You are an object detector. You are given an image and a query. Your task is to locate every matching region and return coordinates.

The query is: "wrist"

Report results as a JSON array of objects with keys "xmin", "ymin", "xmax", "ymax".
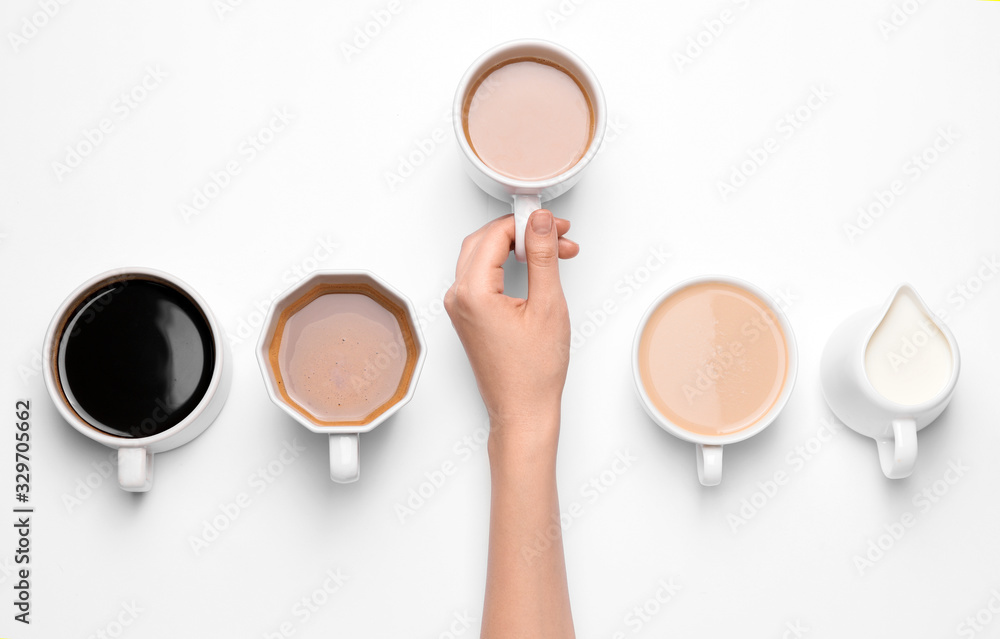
[{"xmin": 487, "ymin": 409, "xmax": 561, "ymax": 470}]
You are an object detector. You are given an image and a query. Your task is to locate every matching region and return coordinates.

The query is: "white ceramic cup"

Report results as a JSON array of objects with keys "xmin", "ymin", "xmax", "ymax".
[
  {"xmin": 453, "ymin": 38, "xmax": 607, "ymax": 263},
  {"xmin": 43, "ymin": 267, "xmax": 232, "ymax": 492},
  {"xmin": 257, "ymin": 270, "xmax": 426, "ymax": 484},
  {"xmin": 820, "ymin": 283, "xmax": 960, "ymax": 479},
  {"xmin": 632, "ymin": 276, "xmax": 799, "ymax": 486}
]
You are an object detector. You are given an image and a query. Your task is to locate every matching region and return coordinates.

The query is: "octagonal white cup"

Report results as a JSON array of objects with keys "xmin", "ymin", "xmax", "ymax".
[{"xmin": 257, "ymin": 270, "xmax": 426, "ymax": 484}]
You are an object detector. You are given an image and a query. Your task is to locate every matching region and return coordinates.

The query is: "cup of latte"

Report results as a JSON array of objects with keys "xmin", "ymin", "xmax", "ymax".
[
  {"xmin": 257, "ymin": 271, "xmax": 426, "ymax": 483},
  {"xmin": 453, "ymin": 39, "xmax": 607, "ymax": 263},
  {"xmin": 632, "ymin": 277, "xmax": 799, "ymax": 486}
]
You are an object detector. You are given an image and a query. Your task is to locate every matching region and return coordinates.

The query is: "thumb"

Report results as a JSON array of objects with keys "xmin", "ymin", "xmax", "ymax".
[{"xmin": 524, "ymin": 209, "xmax": 563, "ymax": 305}]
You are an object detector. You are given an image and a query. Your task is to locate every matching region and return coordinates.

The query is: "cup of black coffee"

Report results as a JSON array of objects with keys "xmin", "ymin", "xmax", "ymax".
[{"xmin": 43, "ymin": 268, "xmax": 231, "ymax": 492}]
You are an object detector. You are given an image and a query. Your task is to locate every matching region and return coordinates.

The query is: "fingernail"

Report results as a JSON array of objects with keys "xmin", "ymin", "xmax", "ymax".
[{"xmin": 531, "ymin": 210, "xmax": 552, "ymax": 234}]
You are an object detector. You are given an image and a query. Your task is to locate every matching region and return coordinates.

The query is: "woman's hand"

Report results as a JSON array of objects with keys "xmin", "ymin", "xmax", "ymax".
[
  {"xmin": 444, "ymin": 210, "xmax": 579, "ymax": 447},
  {"xmin": 445, "ymin": 209, "xmax": 580, "ymax": 639}
]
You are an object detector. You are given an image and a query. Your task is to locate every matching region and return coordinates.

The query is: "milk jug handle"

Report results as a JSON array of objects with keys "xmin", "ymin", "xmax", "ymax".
[{"xmin": 876, "ymin": 418, "xmax": 917, "ymax": 479}]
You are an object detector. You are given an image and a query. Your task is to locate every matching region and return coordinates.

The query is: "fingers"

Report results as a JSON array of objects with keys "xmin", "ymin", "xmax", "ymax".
[
  {"xmin": 455, "ymin": 215, "xmax": 512, "ymax": 280},
  {"xmin": 523, "ymin": 210, "xmax": 564, "ymax": 306},
  {"xmin": 558, "ymin": 236, "xmax": 580, "ymax": 259},
  {"xmin": 455, "ymin": 214, "xmax": 574, "ymax": 280},
  {"xmin": 469, "ymin": 216, "xmax": 518, "ymax": 284},
  {"xmin": 554, "ymin": 217, "xmax": 571, "ymax": 236}
]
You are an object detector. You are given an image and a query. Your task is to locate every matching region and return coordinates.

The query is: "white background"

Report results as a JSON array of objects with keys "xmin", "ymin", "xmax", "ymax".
[{"xmin": 1, "ymin": 0, "xmax": 999, "ymax": 637}]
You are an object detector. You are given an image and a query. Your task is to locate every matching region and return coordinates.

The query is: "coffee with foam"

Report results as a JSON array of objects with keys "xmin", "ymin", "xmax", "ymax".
[
  {"xmin": 463, "ymin": 58, "xmax": 594, "ymax": 181},
  {"xmin": 267, "ymin": 284, "xmax": 419, "ymax": 427},
  {"xmin": 637, "ymin": 282, "xmax": 789, "ymax": 437}
]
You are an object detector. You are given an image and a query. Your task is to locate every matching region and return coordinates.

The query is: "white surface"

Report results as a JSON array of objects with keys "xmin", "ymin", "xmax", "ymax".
[{"xmin": 1, "ymin": 1, "xmax": 999, "ymax": 637}]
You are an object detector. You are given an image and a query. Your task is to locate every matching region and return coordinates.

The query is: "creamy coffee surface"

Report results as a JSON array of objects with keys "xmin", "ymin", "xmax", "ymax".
[
  {"xmin": 466, "ymin": 59, "xmax": 592, "ymax": 181},
  {"xmin": 278, "ymin": 293, "xmax": 407, "ymax": 422},
  {"xmin": 639, "ymin": 282, "xmax": 788, "ymax": 437}
]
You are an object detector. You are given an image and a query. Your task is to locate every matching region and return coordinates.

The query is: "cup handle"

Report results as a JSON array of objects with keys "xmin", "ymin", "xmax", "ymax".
[
  {"xmin": 329, "ymin": 433, "xmax": 360, "ymax": 483},
  {"xmin": 876, "ymin": 418, "xmax": 917, "ymax": 479},
  {"xmin": 696, "ymin": 444, "xmax": 723, "ymax": 486},
  {"xmin": 118, "ymin": 447, "xmax": 153, "ymax": 492},
  {"xmin": 512, "ymin": 194, "xmax": 542, "ymax": 264}
]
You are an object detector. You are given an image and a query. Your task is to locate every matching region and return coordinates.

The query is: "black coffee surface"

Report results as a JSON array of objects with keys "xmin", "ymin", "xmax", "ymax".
[{"xmin": 60, "ymin": 279, "xmax": 215, "ymax": 438}]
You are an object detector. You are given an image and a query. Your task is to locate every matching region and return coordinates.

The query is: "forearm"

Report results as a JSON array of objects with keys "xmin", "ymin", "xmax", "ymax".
[{"xmin": 481, "ymin": 413, "xmax": 575, "ymax": 639}]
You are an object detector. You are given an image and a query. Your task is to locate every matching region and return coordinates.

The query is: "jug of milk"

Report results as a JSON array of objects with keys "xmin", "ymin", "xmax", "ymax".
[{"xmin": 821, "ymin": 284, "xmax": 960, "ymax": 479}]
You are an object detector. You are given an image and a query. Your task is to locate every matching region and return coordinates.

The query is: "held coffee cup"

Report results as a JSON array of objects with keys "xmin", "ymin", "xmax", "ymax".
[
  {"xmin": 43, "ymin": 268, "xmax": 232, "ymax": 492},
  {"xmin": 257, "ymin": 271, "xmax": 426, "ymax": 483},
  {"xmin": 821, "ymin": 283, "xmax": 960, "ymax": 479},
  {"xmin": 453, "ymin": 38, "xmax": 607, "ymax": 263},
  {"xmin": 632, "ymin": 277, "xmax": 798, "ymax": 486}
]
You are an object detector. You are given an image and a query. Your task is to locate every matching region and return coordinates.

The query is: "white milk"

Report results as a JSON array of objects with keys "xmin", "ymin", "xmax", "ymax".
[{"xmin": 864, "ymin": 288, "xmax": 953, "ymax": 406}]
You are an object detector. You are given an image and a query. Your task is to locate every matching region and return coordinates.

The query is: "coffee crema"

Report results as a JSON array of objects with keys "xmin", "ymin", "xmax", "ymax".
[
  {"xmin": 463, "ymin": 57, "xmax": 594, "ymax": 181},
  {"xmin": 638, "ymin": 282, "xmax": 788, "ymax": 437},
  {"xmin": 58, "ymin": 277, "xmax": 216, "ymax": 439},
  {"xmin": 268, "ymin": 284, "xmax": 418, "ymax": 426}
]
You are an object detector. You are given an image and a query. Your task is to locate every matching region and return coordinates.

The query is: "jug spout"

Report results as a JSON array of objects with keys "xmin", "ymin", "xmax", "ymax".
[{"xmin": 863, "ymin": 283, "xmax": 955, "ymax": 407}]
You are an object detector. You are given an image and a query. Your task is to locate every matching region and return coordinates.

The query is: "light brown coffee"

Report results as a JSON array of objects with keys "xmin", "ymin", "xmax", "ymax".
[
  {"xmin": 268, "ymin": 284, "xmax": 418, "ymax": 426},
  {"xmin": 638, "ymin": 282, "xmax": 789, "ymax": 437},
  {"xmin": 463, "ymin": 57, "xmax": 594, "ymax": 181}
]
